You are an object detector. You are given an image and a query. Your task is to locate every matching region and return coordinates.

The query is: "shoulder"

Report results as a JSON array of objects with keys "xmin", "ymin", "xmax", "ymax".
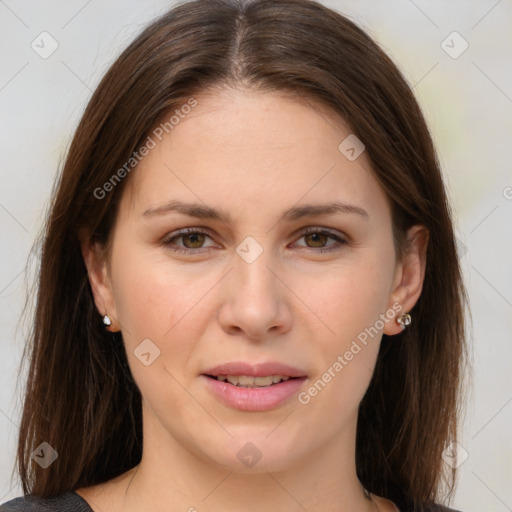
[{"xmin": 0, "ymin": 491, "xmax": 92, "ymax": 512}]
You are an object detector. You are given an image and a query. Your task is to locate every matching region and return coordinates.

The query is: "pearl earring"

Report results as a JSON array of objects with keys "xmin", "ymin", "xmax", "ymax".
[{"xmin": 103, "ymin": 315, "xmax": 112, "ymax": 327}]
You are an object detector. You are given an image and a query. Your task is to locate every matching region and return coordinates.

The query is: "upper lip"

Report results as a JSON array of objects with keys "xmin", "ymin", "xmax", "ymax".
[{"xmin": 202, "ymin": 362, "xmax": 307, "ymax": 378}]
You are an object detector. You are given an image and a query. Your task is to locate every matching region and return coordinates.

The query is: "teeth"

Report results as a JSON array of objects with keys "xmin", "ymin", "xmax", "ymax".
[{"xmin": 215, "ymin": 375, "xmax": 291, "ymax": 387}]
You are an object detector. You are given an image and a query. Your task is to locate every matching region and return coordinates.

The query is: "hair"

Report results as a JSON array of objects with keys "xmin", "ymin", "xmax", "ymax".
[{"xmin": 13, "ymin": 0, "xmax": 468, "ymax": 509}]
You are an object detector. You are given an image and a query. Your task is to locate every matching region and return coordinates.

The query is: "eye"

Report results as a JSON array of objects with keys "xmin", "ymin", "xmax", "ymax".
[
  {"xmin": 293, "ymin": 227, "xmax": 348, "ymax": 252},
  {"xmin": 162, "ymin": 227, "xmax": 348, "ymax": 254},
  {"xmin": 162, "ymin": 228, "xmax": 217, "ymax": 253}
]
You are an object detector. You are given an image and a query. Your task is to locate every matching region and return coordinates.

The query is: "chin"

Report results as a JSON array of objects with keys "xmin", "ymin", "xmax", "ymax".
[{"xmin": 201, "ymin": 434, "xmax": 303, "ymax": 474}]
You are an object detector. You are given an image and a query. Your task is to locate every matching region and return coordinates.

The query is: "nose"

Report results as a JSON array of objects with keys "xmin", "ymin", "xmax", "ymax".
[{"xmin": 217, "ymin": 248, "xmax": 293, "ymax": 341}]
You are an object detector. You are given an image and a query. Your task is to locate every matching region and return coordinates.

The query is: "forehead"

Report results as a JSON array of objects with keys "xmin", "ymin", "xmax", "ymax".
[{"xmin": 120, "ymin": 88, "xmax": 390, "ymax": 223}]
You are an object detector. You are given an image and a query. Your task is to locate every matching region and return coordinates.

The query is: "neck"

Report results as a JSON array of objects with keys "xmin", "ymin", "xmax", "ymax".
[{"xmin": 116, "ymin": 405, "xmax": 377, "ymax": 512}]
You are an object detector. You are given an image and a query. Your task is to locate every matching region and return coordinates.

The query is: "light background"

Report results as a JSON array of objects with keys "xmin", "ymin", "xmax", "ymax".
[{"xmin": 0, "ymin": 1, "xmax": 511, "ymax": 510}]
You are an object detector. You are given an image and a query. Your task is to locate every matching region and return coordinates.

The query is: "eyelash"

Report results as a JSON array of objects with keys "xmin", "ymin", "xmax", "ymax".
[{"xmin": 162, "ymin": 227, "xmax": 348, "ymax": 254}]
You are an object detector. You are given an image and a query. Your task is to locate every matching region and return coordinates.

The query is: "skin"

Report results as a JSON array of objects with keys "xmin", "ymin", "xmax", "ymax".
[{"xmin": 78, "ymin": 88, "xmax": 428, "ymax": 512}]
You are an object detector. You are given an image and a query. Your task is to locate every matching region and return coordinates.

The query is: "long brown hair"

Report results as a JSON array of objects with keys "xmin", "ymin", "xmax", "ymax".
[{"xmin": 14, "ymin": 0, "xmax": 468, "ymax": 509}]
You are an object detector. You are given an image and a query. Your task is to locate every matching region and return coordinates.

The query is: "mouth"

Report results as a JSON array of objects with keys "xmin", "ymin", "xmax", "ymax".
[
  {"xmin": 200, "ymin": 362, "xmax": 308, "ymax": 411},
  {"xmin": 204, "ymin": 374, "xmax": 299, "ymax": 388},
  {"xmin": 203, "ymin": 361, "xmax": 307, "ymax": 379}
]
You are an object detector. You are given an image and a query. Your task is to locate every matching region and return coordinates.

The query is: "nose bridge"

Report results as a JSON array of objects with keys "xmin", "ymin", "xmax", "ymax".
[
  {"xmin": 232, "ymin": 239, "xmax": 279, "ymax": 304},
  {"xmin": 218, "ymin": 237, "xmax": 291, "ymax": 338}
]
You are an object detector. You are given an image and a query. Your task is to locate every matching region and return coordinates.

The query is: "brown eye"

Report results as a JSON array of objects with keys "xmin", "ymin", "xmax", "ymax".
[
  {"xmin": 294, "ymin": 228, "xmax": 348, "ymax": 253},
  {"xmin": 304, "ymin": 232, "xmax": 329, "ymax": 248},
  {"xmin": 182, "ymin": 232, "xmax": 206, "ymax": 248},
  {"xmin": 163, "ymin": 229, "xmax": 216, "ymax": 253}
]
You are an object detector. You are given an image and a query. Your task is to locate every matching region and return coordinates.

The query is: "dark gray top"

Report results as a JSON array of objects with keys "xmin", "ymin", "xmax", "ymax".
[
  {"xmin": 0, "ymin": 492, "xmax": 92, "ymax": 511},
  {"xmin": 0, "ymin": 491, "xmax": 463, "ymax": 511}
]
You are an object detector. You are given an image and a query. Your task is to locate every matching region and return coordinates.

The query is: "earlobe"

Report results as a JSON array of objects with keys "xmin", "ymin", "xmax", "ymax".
[
  {"xmin": 79, "ymin": 231, "xmax": 119, "ymax": 331},
  {"xmin": 384, "ymin": 225, "xmax": 429, "ymax": 336}
]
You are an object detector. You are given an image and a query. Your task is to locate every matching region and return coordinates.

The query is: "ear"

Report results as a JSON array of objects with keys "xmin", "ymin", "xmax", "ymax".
[
  {"xmin": 78, "ymin": 228, "xmax": 120, "ymax": 332},
  {"xmin": 384, "ymin": 225, "xmax": 429, "ymax": 336}
]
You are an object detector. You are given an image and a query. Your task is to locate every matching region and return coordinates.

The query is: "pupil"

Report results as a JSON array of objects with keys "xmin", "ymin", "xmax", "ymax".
[
  {"xmin": 307, "ymin": 233, "xmax": 326, "ymax": 247},
  {"xmin": 184, "ymin": 233, "xmax": 204, "ymax": 248}
]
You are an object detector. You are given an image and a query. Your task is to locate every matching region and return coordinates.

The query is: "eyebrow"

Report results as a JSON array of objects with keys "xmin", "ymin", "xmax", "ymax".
[{"xmin": 142, "ymin": 199, "xmax": 369, "ymax": 222}]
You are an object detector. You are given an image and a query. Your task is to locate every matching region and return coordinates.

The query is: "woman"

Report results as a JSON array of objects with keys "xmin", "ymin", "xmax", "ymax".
[{"xmin": 2, "ymin": 0, "xmax": 468, "ymax": 510}]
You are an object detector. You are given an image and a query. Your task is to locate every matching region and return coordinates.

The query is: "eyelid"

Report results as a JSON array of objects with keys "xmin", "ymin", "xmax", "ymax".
[
  {"xmin": 296, "ymin": 226, "xmax": 348, "ymax": 241},
  {"xmin": 291, "ymin": 226, "xmax": 348, "ymax": 250},
  {"xmin": 162, "ymin": 226, "xmax": 348, "ymax": 253},
  {"xmin": 161, "ymin": 227, "xmax": 218, "ymax": 249}
]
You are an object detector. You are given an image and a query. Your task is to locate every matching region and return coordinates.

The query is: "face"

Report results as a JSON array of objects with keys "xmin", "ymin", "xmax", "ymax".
[{"xmin": 84, "ymin": 88, "xmax": 426, "ymax": 475}]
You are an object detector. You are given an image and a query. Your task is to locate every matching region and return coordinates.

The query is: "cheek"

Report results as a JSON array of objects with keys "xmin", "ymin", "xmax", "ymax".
[
  {"xmin": 109, "ymin": 253, "xmax": 212, "ymax": 405},
  {"xmin": 109, "ymin": 247, "xmax": 224, "ymax": 374},
  {"xmin": 111, "ymin": 259, "xmax": 171, "ymax": 340},
  {"xmin": 297, "ymin": 275, "xmax": 385, "ymax": 421},
  {"xmin": 293, "ymin": 253, "xmax": 394, "ymax": 403},
  {"xmin": 111, "ymin": 247, "xmax": 198, "ymax": 334},
  {"xmin": 296, "ymin": 257, "xmax": 394, "ymax": 344}
]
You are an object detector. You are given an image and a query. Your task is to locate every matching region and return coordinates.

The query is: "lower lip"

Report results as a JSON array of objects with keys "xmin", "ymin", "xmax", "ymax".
[{"xmin": 201, "ymin": 375, "xmax": 307, "ymax": 411}]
